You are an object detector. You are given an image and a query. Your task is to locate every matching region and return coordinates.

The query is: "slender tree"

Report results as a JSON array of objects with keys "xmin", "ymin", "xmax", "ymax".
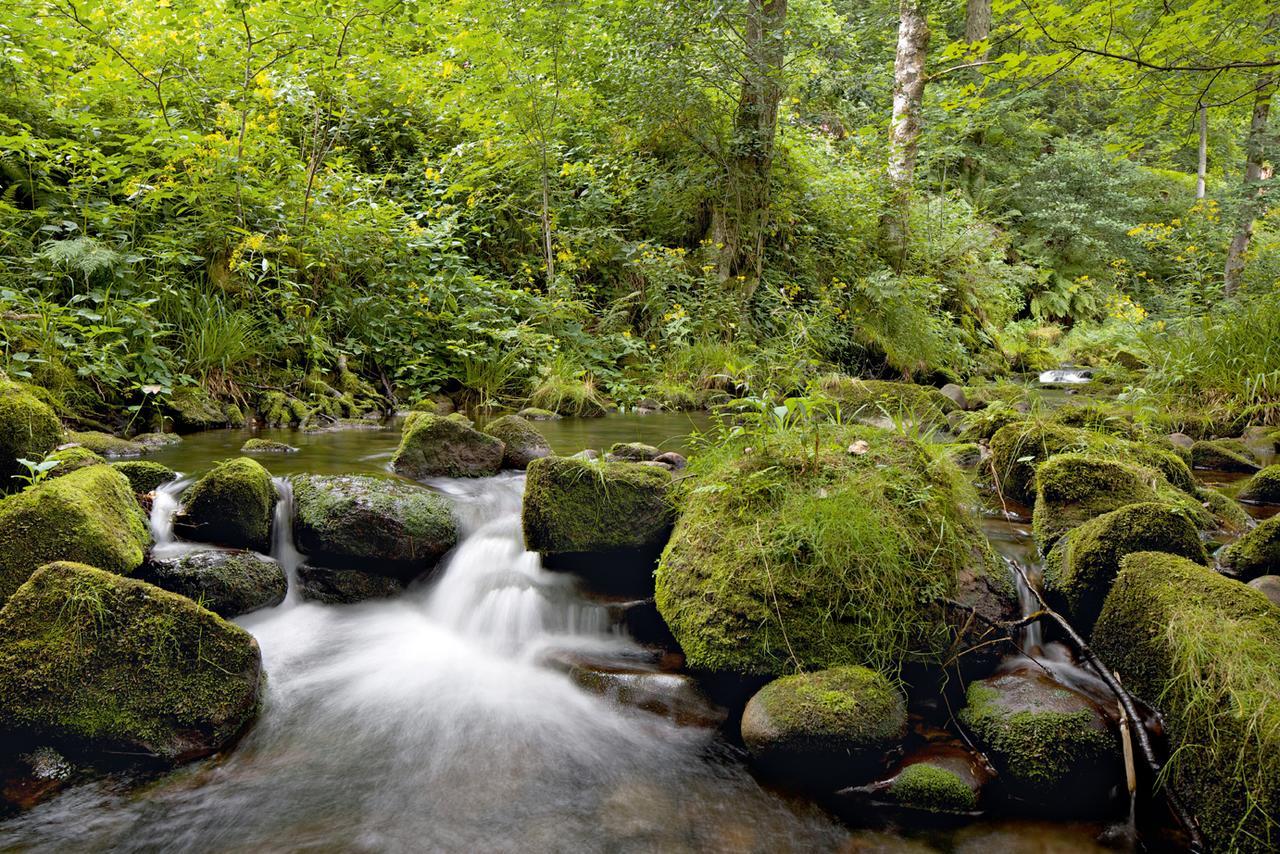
[
  {"xmin": 1223, "ymin": 72, "xmax": 1276, "ymax": 294},
  {"xmin": 883, "ymin": 0, "xmax": 929, "ymax": 261},
  {"xmin": 1196, "ymin": 103, "xmax": 1208, "ymax": 199}
]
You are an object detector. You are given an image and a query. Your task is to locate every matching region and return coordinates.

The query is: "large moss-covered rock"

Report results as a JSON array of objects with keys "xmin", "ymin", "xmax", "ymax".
[
  {"xmin": 391, "ymin": 413, "xmax": 504, "ymax": 478},
  {"xmin": 483, "ymin": 415, "xmax": 551, "ymax": 469},
  {"xmin": 1031, "ymin": 454, "xmax": 1208, "ymax": 549},
  {"xmin": 66, "ymin": 430, "xmax": 144, "ymax": 458},
  {"xmin": 1043, "ymin": 502, "xmax": 1207, "ymax": 631},
  {"xmin": 111, "ymin": 461, "xmax": 177, "ymax": 494},
  {"xmin": 1238, "ymin": 465, "xmax": 1280, "ymax": 504},
  {"xmin": 0, "ymin": 465, "xmax": 149, "ymax": 605},
  {"xmin": 655, "ymin": 426, "xmax": 1000, "ymax": 677},
  {"xmin": 0, "ymin": 379, "xmax": 62, "ymax": 486},
  {"xmin": 167, "ymin": 387, "xmax": 244, "ymax": 432},
  {"xmin": 1191, "ymin": 438, "xmax": 1261, "ymax": 473},
  {"xmin": 1219, "ymin": 515, "xmax": 1280, "ymax": 581},
  {"xmin": 1092, "ymin": 552, "xmax": 1280, "ymax": 852},
  {"xmin": 46, "ymin": 445, "xmax": 107, "ymax": 478},
  {"xmin": 290, "ymin": 474, "xmax": 457, "ymax": 575},
  {"xmin": 989, "ymin": 421, "xmax": 1196, "ymax": 506},
  {"xmin": 240, "ymin": 438, "xmax": 297, "ymax": 454},
  {"xmin": 523, "ymin": 456, "xmax": 674, "ymax": 557},
  {"xmin": 740, "ymin": 666, "xmax": 907, "ymax": 788},
  {"xmin": 139, "ymin": 550, "xmax": 286, "ymax": 618},
  {"xmin": 174, "ymin": 458, "xmax": 276, "ymax": 551},
  {"xmin": 817, "ymin": 376, "xmax": 957, "ymax": 426},
  {"xmin": 0, "ymin": 562, "xmax": 262, "ymax": 763},
  {"xmin": 957, "ymin": 668, "xmax": 1117, "ymax": 814}
]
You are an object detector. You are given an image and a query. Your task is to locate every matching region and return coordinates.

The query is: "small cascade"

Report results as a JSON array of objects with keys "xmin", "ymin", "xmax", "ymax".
[
  {"xmin": 269, "ymin": 476, "xmax": 304, "ymax": 604},
  {"xmin": 1006, "ymin": 557, "xmax": 1044, "ymax": 653},
  {"xmin": 148, "ymin": 476, "xmax": 196, "ymax": 561},
  {"xmin": 1038, "ymin": 368, "xmax": 1092, "ymax": 385}
]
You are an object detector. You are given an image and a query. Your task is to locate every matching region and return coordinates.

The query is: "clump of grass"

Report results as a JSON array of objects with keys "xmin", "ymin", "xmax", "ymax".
[
  {"xmin": 173, "ymin": 292, "xmax": 260, "ymax": 385},
  {"xmin": 457, "ymin": 349, "xmax": 528, "ymax": 410},
  {"xmin": 528, "ymin": 355, "xmax": 609, "ymax": 417}
]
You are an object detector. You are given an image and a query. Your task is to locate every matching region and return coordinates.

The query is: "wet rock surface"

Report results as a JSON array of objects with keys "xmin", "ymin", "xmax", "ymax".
[
  {"xmin": 140, "ymin": 549, "xmax": 287, "ymax": 617},
  {"xmin": 296, "ymin": 563, "xmax": 405, "ymax": 604},
  {"xmin": 174, "ymin": 457, "xmax": 276, "ymax": 551},
  {"xmin": 391, "ymin": 413, "xmax": 504, "ymax": 478}
]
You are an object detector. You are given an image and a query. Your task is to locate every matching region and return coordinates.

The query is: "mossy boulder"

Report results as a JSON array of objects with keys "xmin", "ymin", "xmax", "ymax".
[
  {"xmin": 167, "ymin": 387, "xmax": 243, "ymax": 432},
  {"xmin": 139, "ymin": 550, "xmax": 286, "ymax": 618},
  {"xmin": 46, "ymin": 445, "xmax": 107, "ymax": 478},
  {"xmin": 1200, "ymin": 486, "xmax": 1253, "ymax": 535},
  {"xmin": 1092, "ymin": 552, "xmax": 1280, "ymax": 852},
  {"xmin": 133, "ymin": 432, "xmax": 182, "ymax": 451},
  {"xmin": 1031, "ymin": 454, "xmax": 1208, "ymax": 550},
  {"xmin": 957, "ymin": 668, "xmax": 1117, "ymax": 814},
  {"xmin": 173, "ymin": 458, "xmax": 276, "ymax": 551},
  {"xmin": 885, "ymin": 759, "xmax": 980, "ymax": 813},
  {"xmin": 1238, "ymin": 465, "xmax": 1280, "ymax": 504},
  {"xmin": 1191, "ymin": 439, "xmax": 1261, "ymax": 473},
  {"xmin": 111, "ymin": 461, "xmax": 177, "ymax": 494},
  {"xmin": 290, "ymin": 474, "xmax": 457, "ymax": 576},
  {"xmin": 655, "ymin": 426, "xmax": 999, "ymax": 677},
  {"xmin": 66, "ymin": 430, "xmax": 144, "ymax": 458},
  {"xmin": 607, "ymin": 442, "xmax": 661, "ymax": 462},
  {"xmin": 516, "ymin": 407, "xmax": 560, "ymax": 421},
  {"xmin": 1043, "ymin": 502, "xmax": 1208, "ymax": 631},
  {"xmin": 818, "ymin": 376, "xmax": 957, "ymax": 426},
  {"xmin": 296, "ymin": 564, "xmax": 404, "ymax": 604},
  {"xmin": 240, "ymin": 438, "xmax": 298, "ymax": 454},
  {"xmin": 0, "ymin": 562, "xmax": 262, "ymax": 764},
  {"xmin": 740, "ymin": 666, "xmax": 907, "ymax": 788},
  {"xmin": 0, "ymin": 465, "xmax": 150, "ymax": 605},
  {"xmin": 483, "ymin": 415, "xmax": 551, "ymax": 469},
  {"xmin": 391, "ymin": 413, "xmax": 504, "ymax": 479},
  {"xmin": 523, "ymin": 455, "xmax": 674, "ymax": 565},
  {"xmin": 1218, "ymin": 515, "xmax": 1280, "ymax": 581},
  {"xmin": 989, "ymin": 421, "xmax": 1196, "ymax": 506},
  {"xmin": 0, "ymin": 380, "xmax": 62, "ymax": 486},
  {"xmin": 942, "ymin": 442, "xmax": 985, "ymax": 469}
]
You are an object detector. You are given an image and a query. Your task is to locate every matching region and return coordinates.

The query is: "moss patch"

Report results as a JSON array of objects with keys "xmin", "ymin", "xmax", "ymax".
[
  {"xmin": 174, "ymin": 457, "xmax": 276, "ymax": 551},
  {"xmin": 241, "ymin": 438, "xmax": 297, "ymax": 454},
  {"xmin": 391, "ymin": 413, "xmax": 504, "ymax": 478},
  {"xmin": 1219, "ymin": 515, "xmax": 1280, "ymax": 581},
  {"xmin": 1191, "ymin": 439, "xmax": 1261, "ymax": 473},
  {"xmin": 0, "ymin": 562, "xmax": 262, "ymax": 763},
  {"xmin": 889, "ymin": 762, "xmax": 978, "ymax": 812},
  {"xmin": 655, "ymin": 425, "xmax": 997, "ymax": 676},
  {"xmin": 167, "ymin": 387, "xmax": 242, "ymax": 431},
  {"xmin": 483, "ymin": 415, "xmax": 551, "ymax": 469},
  {"xmin": 66, "ymin": 431, "xmax": 144, "ymax": 458},
  {"xmin": 1043, "ymin": 502, "xmax": 1207, "ymax": 631},
  {"xmin": 1092, "ymin": 552, "xmax": 1280, "ymax": 853},
  {"xmin": 0, "ymin": 465, "xmax": 149, "ymax": 605},
  {"xmin": 46, "ymin": 445, "xmax": 107, "ymax": 478},
  {"xmin": 522, "ymin": 456, "xmax": 674, "ymax": 555},
  {"xmin": 140, "ymin": 550, "xmax": 286, "ymax": 618},
  {"xmin": 0, "ymin": 379, "xmax": 62, "ymax": 487},
  {"xmin": 111, "ymin": 461, "xmax": 177, "ymax": 494},
  {"xmin": 1238, "ymin": 465, "xmax": 1280, "ymax": 505}
]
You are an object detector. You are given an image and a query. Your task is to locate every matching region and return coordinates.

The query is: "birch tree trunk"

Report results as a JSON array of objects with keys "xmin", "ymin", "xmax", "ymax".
[
  {"xmin": 964, "ymin": 0, "xmax": 991, "ymax": 45},
  {"xmin": 711, "ymin": 0, "xmax": 787, "ymax": 311},
  {"xmin": 962, "ymin": 0, "xmax": 991, "ymax": 196},
  {"xmin": 882, "ymin": 0, "xmax": 930, "ymax": 261},
  {"xmin": 1196, "ymin": 104, "xmax": 1208, "ymax": 199},
  {"xmin": 1223, "ymin": 73, "xmax": 1275, "ymax": 296}
]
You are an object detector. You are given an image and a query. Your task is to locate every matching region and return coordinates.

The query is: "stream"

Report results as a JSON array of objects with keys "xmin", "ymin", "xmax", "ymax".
[{"xmin": 0, "ymin": 410, "xmax": 1223, "ymax": 852}]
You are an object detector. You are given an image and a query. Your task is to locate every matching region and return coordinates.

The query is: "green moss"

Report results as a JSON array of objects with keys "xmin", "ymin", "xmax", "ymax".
[
  {"xmin": 174, "ymin": 457, "xmax": 276, "ymax": 551},
  {"xmin": 141, "ymin": 550, "xmax": 286, "ymax": 618},
  {"xmin": 522, "ymin": 456, "xmax": 674, "ymax": 554},
  {"xmin": 46, "ymin": 445, "xmax": 107, "ymax": 477},
  {"xmin": 483, "ymin": 415, "xmax": 551, "ymax": 469},
  {"xmin": 132, "ymin": 432, "xmax": 182, "ymax": 450},
  {"xmin": 655, "ymin": 425, "xmax": 997, "ymax": 676},
  {"xmin": 942, "ymin": 442, "xmax": 984, "ymax": 469},
  {"xmin": 1092, "ymin": 552, "xmax": 1280, "ymax": 853},
  {"xmin": 0, "ymin": 561, "xmax": 262, "ymax": 763},
  {"xmin": 1238, "ymin": 465, "xmax": 1280, "ymax": 504},
  {"xmin": 111, "ymin": 461, "xmax": 177, "ymax": 494},
  {"xmin": 816, "ymin": 376, "xmax": 957, "ymax": 425},
  {"xmin": 1200, "ymin": 487, "xmax": 1253, "ymax": 535},
  {"xmin": 391, "ymin": 413, "xmax": 504, "ymax": 478},
  {"xmin": 66, "ymin": 430, "xmax": 144, "ymax": 458},
  {"xmin": 955, "ymin": 402, "xmax": 1024, "ymax": 442},
  {"xmin": 260, "ymin": 391, "xmax": 310, "ymax": 428},
  {"xmin": 0, "ymin": 379, "xmax": 63, "ymax": 486},
  {"xmin": 289, "ymin": 474, "xmax": 457, "ymax": 570},
  {"xmin": 240, "ymin": 438, "xmax": 297, "ymax": 454},
  {"xmin": 1043, "ymin": 502, "xmax": 1207, "ymax": 631},
  {"xmin": 0, "ymin": 465, "xmax": 150, "ymax": 605},
  {"xmin": 1048, "ymin": 401, "xmax": 1146, "ymax": 440},
  {"xmin": 957, "ymin": 675, "xmax": 1115, "ymax": 801},
  {"xmin": 167, "ymin": 387, "xmax": 238, "ymax": 432},
  {"xmin": 608, "ymin": 442, "xmax": 661, "ymax": 461},
  {"xmin": 516, "ymin": 407, "xmax": 560, "ymax": 421},
  {"xmin": 889, "ymin": 763, "xmax": 978, "ymax": 812},
  {"xmin": 1219, "ymin": 515, "xmax": 1280, "ymax": 581},
  {"xmin": 1191, "ymin": 439, "xmax": 1261, "ymax": 473}
]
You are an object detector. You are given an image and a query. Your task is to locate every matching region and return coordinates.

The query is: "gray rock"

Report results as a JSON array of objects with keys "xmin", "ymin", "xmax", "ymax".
[
  {"xmin": 296, "ymin": 564, "xmax": 405, "ymax": 604},
  {"xmin": 1248, "ymin": 575, "xmax": 1280, "ymax": 606},
  {"xmin": 141, "ymin": 549, "xmax": 286, "ymax": 617},
  {"xmin": 940, "ymin": 383, "xmax": 969, "ymax": 411}
]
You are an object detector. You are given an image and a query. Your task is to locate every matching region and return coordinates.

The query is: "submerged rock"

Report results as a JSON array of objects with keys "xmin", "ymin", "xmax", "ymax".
[
  {"xmin": 569, "ymin": 667, "xmax": 725, "ymax": 728},
  {"xmin": 0, "ymin": 379, "xmax": 62, "ymax": 486},
  {"xmin": 391, "ymin": 413, "xmax": 504, "ymax": 479},
  {"xmin": 1218, "ymin": 515, "xmax": 1280, "ymax": 581},
  {"xmin": 1238, "ymin": 465, "xmax": 1280, "ymax": 504},
  {"xmin": 296, "ymin": 564, "xmax": 404, "ymax": 604},
  {"xmin": 1093, "ymin": 551, "xmax": 1280, "ymax": 852},
  {"xmin": 957, "ymin": 666, "xmax": 1118, "ymax": 815},
  {"xmin": 140, "ymin": 549, "xmax": 286, "ymax": 617},
  {"xmin": 65, "ymin": 430, "xmax": 144, "ymax": 458},
  {"xmin": 740, "ymin": 666, "xmax": 907, "ymax": 789},
  {"xmin": 1043, "ymin": 502, "xmax": 1208, "ymax": 631},
  {"xmin": 483, "ymin": 415, "xmax": 551, "ymax": 469},
  {"xmin": 290, "ymin": 474, "xmax": 457, "ymax": 576},
  {"xmin": 0, "ymin": 464, "xmax": 149, "ymax": 605},
  {"xmin": 111, "ymin": 461, "xmax": 178, "ymax": 494},
  {"xmin": 1190, "ymin": 439, "xmax": 1261, "ymax": 473},
  {"xmin": 840, "ymin": 741, "xmax": 990, "ymax": 817},
  {"xmin": 132, "ymin": 432, "xmax": 182, "ymax": 450},
  {"xmin": 240, "ymin": 438, "xmax": 298, "ymax": 454},
  {"xmin": 655, "ymin": 426, "xmax": 1003, "ymax": 676},
  {"xmin": 516, "ymin": 407, "xmax": 560, "ymax": 421},
  {"xmin": 174, "ymin": 457, "xmax": 276, "ymax": 551},
  {"xmin": 0, "ymin": 562, "xmax": 262, "ymax": 764}
]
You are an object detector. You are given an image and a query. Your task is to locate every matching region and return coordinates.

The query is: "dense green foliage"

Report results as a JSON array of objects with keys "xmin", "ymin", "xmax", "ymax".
[{"xmin": 0, "ymin": 0, "xmax": 1273, "ymax": 423}]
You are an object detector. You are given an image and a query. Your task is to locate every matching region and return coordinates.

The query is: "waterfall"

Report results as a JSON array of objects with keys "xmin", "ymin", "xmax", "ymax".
[
  {"xmin": 148, "ymin": 476, "xmax": 195, "ymax": 561},
  {"xmin": 269, "ymin": 476, "xmax": 304, "ymax": 604}
]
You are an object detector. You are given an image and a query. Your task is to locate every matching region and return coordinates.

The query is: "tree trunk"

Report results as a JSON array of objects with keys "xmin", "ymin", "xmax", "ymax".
[
  {"xmin": 1195, "ymin": 104, "xmax": 1208, "ymax": 199},
  {"xmin": 962, "ymin": 0, "xmax": 991, "ymax": 196},
  {"xmin": 1223, "ymin": 73, "xmax": 1275, "ymax": 296},
  {"xmin": 964, "ymin": 0, "xmax": 991, "ymax": 45},
  {"xmin": 711, "ymin": 0, "xmax": 787, "ymax": 310},
  {"xmin": 882, "ymin": 0, "xmax": 930, "ymax": 261}
]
